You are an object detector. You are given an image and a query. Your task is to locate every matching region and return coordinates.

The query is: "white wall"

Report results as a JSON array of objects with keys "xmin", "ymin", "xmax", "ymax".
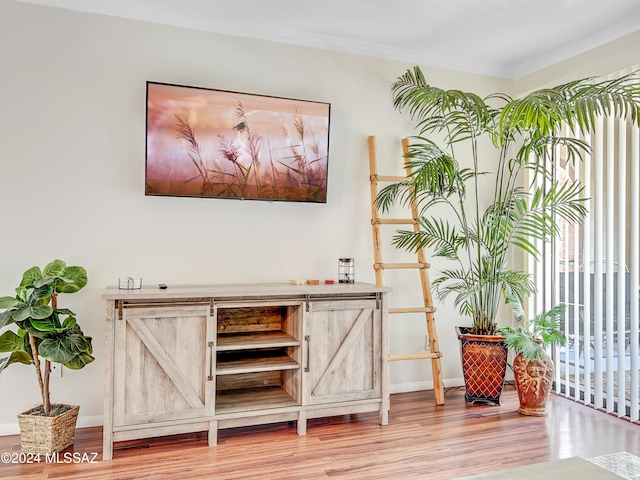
[{"xmin": 0, "ymin": 0, "xmax": 635, "ymax": 435}]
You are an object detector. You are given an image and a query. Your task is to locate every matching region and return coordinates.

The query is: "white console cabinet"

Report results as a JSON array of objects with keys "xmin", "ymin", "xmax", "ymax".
[{"xmin": 102, "ymin": 283, "xmax": 390, "ymax": 460}]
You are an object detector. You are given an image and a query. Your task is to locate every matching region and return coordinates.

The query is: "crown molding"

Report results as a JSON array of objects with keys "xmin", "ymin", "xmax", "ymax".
[
  {"xmin": 514, "ymin": 17, "xmax": 640, "ymax": 78},
  {"xmin": 13, "ymin": 0, "xmax": 640, "ymax": 80}
]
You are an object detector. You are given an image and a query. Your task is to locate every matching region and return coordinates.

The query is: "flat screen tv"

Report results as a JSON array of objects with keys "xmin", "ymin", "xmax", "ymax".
[{"xmin": 145, "ymin": 82, "xmax": 331, "ymax": 203}]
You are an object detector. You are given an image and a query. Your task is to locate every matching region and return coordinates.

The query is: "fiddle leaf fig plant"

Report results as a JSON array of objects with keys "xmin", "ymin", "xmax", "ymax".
[{"xmin": 0, "ymin": 260, "xmax": 93, "ymax": 415}]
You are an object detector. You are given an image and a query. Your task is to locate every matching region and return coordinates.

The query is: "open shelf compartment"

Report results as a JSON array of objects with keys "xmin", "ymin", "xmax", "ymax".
[{"xmin": 214, "ymin": 302, "xmax": 303, "ymax": 413}]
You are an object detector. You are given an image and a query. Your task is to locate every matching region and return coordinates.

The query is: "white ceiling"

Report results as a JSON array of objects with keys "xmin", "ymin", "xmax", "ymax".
[{"xmin": 15, "ymin": 0, "xmax": 640, "ymax": 78}]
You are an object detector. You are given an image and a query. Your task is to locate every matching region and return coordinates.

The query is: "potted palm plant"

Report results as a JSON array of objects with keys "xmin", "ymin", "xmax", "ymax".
[
  {"xmin": 0, "ymin": 259, "xmax": 94, "ymax": 453},
  {"xmin": 375, "ymin": 66, "xmax": 640, "ymax": 404},
  {"xmin": 500, "ymin": 305, "xmax": 565, "ymax": 416}
]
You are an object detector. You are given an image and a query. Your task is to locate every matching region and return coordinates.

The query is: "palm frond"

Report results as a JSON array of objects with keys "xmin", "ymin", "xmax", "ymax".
[
  {"xmin": 391, "ymin": 67, "xmax": 495, "ymax": 142},
  {"xmin": 391, "ymin": 217, "xmax": 461, "ymax": 259},
  {"xmin": 377, "ymin": 65, "xmax": 639, "ymax": 335},
  {"xmin": 500, "ymin": 304, "xmax": 566, "ymax": 359},
  {"xmin": 500, "ymin": 72, "xmax": 640, "ymax": 140}
]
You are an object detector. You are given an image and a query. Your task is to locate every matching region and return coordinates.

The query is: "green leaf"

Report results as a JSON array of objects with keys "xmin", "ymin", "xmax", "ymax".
[
  {"xmin": 18, "ymin": 320, "xmax": 49, "ymax": 339},
  {"xmin": 55, "ymin": 266, "xmax": 88, "ymax": 293},
  {"xmin": 33, "ymin": 285, "xmax": 55, "ymax": 303},
  {"xmin": 0, "ymin": 351, "xmax": 32, "ymax": 373},
  {"xmin": 61, "ymin": 315, "xmax": 77, "ymax": 330},
  {"xmin": 7, "ymin": 351, "xmax": 32, "ymax": 366},
  {"xmin": 66, "ymin": 332, "xmax": 92, "ymax": 354},
  {"xmin": 64, "ymin": 352, "xmax": 95, "ymax": 370},
  {"xmin": 19, "ymin": 266, "xmax": 43, "ymax": 288},
  {"xmin": 13, "ymin": 305, "xmax": 53, "ymax": 322},
  {"xmin": 42, "ymin": 259, "xmax": 67, "ymax": 278},
  {"xmin": 28, "ymin": 317, "xmax": 60, "ymax": 333},
  {"xmin": 38, "ymin": 338, "xmax": 75, "ymax": 364},
  {"xmin": 0, "ymin": 310, "xmax": 17, "ymax": 329},
  {"xmin": 26, "ymin": 285, "xmax": 54, "ymax": 305},
  {"xmin": 0, "ymin": 331, "xmax": 26, "ymax": 353},
  {"xmin": 0, "ymin": 296, "xmax": 20, "ymax": 309}
]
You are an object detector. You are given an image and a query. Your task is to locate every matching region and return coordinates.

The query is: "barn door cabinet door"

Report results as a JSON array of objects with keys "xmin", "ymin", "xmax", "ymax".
[
  {"xmin": 303, "ymin": 297, "xmax": 381, "ymax": 405},
  {"xmin": 112, "ymin": 303, "xmax": 216, "ymax": 427}
]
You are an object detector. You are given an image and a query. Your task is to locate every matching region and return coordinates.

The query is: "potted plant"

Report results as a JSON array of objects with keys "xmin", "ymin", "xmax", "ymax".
[
  {"xmin": 500, "ymin": 305, "xmax": 566, "ymax": 416},
  {"xmin": 375, "ymin": 66, "xmax": 640, "ymax": 404},
  {"xmin": 0, "ymin": 259, "xmax": 94, "ymax": 454}
]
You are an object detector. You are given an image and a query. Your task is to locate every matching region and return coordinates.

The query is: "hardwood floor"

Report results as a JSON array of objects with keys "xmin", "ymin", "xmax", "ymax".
[{"xmin": 0, "ymin": 385, "xmax": 638, "ymax": 479}]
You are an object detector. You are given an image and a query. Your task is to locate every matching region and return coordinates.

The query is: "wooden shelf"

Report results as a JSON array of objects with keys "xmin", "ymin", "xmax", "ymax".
[
  {"xmin": 217, "ymin": 331, "xmax": 300, "ymax": 351},
  {"xmin": 216, "ymin": 356, "xmax": 300, "ymax": 375},
  {"xmin": 215, "ymin": 386, "xmax": 298, "ymax": 414}
]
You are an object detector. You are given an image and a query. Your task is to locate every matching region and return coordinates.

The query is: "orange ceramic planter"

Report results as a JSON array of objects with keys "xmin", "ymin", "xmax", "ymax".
[{"xmin": 513, "ymin": 352, "xmax": 554, "ymax": 416}]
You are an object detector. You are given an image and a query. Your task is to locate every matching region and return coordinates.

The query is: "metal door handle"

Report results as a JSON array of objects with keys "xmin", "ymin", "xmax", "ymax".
[{"xmin": 207, "ymin": 341, "xmax": 214, "ymax": 381}]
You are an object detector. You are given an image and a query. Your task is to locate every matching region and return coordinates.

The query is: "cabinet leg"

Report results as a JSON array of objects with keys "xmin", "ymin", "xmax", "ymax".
[
  {"xmin": 102, "ymin": 427, "xmax": 113, "ymax": 461},
  {"xmin": 379, "ymin": 407, "xmax": 389, "ymax": 426},
  {"xmin": 102, "ymin": 440, "xmax": 113, "ymax": 461},
  {"xmin": 208, "ymin": 420, "xmax": 218, "ymax": 446},
  {"xmin": 380, "ymin": 393, "xmax": 390, "ymax": 426},
  {"xmin": 297, "ymin": 411, "xmax": 307, "ymax": 436}
]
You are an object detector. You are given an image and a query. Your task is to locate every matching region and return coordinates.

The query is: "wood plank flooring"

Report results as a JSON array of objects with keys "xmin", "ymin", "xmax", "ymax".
[{"xmin": 0, "ymin": 385, "xmax": 638, "ymax": 479}]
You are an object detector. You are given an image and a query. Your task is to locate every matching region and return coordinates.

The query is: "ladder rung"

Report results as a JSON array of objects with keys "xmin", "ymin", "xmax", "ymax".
[
  {"xmin": 389, "ymin": 306, "xmax": 436, "ymax": 314},
  {"xmin": 371, "ymin": 218, "xmax": 417, "ymax": 225},
  {"xmin": 389, "ymin": 352, "xmax": 442, "ymax": 361},
  {"xmin": 374, "ymin": 262, "xmax": 430, "ymax": 270},
  {"xmin": 370, "ymin": 174, "xmax": 409, "ymax": 183}
]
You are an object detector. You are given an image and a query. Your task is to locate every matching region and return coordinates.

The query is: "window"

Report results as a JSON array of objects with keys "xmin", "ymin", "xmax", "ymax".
[{"xmin": 535, "ymin": 65, "xmax": 640, "ymax": 420}]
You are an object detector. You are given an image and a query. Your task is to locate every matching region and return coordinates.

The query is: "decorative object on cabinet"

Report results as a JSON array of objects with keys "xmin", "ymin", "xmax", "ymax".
[
  {"xmin": 102, "ymin": 282, "xmax": 390, "ymax": 460},
  {"xmin": 338, "ymin": 258, "xmax": 355, "ymax": 283},
  {"xmin": 0, "ymin": 260, "xmax": 93, "ymax": 454},
  {"xmin": 146, "ymin": 82, "xmax": 331, "ymax": 203},
  {"xmin": 118, "ymin": 277, "xmax": 142, "ymax": 290}
]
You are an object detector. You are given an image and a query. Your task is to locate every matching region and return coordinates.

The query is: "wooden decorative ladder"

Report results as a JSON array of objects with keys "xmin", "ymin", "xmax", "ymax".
[{"xmin": 368, "ymin": 136, "xmax": 445, "ymax": 406}]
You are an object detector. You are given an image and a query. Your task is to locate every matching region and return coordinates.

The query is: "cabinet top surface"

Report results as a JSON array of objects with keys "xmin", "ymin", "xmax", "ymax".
[{"xmin": 102, "ymin": 282, "xmax": 391, "ymax": 300}]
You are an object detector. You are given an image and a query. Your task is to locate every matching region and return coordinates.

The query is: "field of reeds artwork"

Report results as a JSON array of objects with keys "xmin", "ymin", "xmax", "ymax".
[{"xmin": 145, "ymin": 82, "xmax": 331, "ymax": 203}]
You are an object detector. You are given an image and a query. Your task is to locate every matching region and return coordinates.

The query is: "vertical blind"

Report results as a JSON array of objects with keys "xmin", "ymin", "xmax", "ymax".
[{"xmin": 537, "ymin": 65, "xmax": 640, "ymax": 421}]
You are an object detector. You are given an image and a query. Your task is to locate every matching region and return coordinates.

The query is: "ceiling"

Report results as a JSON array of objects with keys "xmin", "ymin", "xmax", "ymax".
[{"xmin": 15, "ymin": 0, "xmax": 640, "ymax": 78}]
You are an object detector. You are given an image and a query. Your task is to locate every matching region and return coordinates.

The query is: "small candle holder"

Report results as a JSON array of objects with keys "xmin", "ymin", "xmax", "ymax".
[{"xmin": 338, "ymin": 258, "xmax": 355, "ymax": 284}]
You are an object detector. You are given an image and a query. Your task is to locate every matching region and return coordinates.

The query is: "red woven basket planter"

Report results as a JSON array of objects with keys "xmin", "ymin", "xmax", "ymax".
[{"xmin": 456, "ymin": 327, "xmax": 508, "ymax": 406}]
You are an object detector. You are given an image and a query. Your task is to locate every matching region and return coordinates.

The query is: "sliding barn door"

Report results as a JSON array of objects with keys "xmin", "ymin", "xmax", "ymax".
[
  {"xmin": 113, "ymin": 303, "xmax": 215, "ymax": 426},
  {"xmin": 304, "ymin": 298, "xmax": 381, "ymax": 405}
]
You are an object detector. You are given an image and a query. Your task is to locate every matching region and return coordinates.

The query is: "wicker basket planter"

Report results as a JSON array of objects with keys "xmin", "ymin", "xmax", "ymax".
[
  {"xmin": 18, "ymin": 404, "xmax": 79, "ymax": 454},
  {"xmin": 456, "ymin": 327, "xmax": 508, "ymax": 406}
]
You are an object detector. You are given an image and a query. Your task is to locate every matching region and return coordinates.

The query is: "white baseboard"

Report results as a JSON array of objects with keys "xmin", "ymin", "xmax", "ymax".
[{"xmin": 390, "ymin": 377, "xmax": 465, "ymax": 394}]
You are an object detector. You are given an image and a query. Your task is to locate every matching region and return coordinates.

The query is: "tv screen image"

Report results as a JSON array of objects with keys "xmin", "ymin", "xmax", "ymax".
[{"xmin": 146, "ymin": 82, "xmax": 331, "ymax": 203}]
